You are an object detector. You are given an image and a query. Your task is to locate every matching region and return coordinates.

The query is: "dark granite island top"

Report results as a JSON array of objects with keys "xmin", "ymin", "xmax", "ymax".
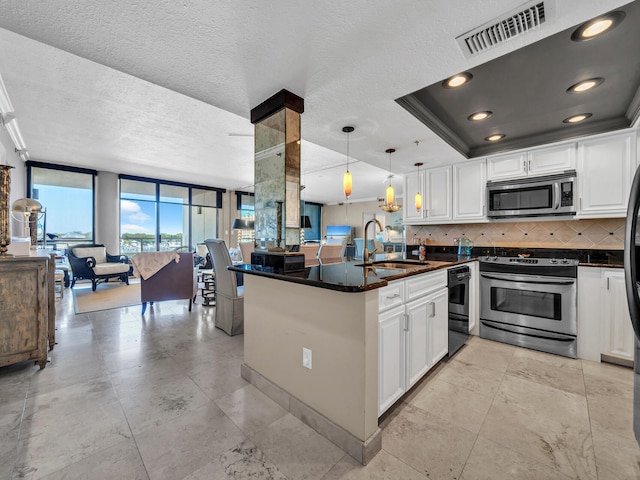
[{"xmin": 229, "ymin": 254, "xmax": 476, "ymax": 292}]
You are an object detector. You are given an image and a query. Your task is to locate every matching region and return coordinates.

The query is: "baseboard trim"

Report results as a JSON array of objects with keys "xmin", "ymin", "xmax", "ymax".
[
  {"xmin": 600, "ymin": 353, "xmax": 634, "ymax": 369},
  {"xmin": 241, "ymin": 363, "xmax": 381, "ymax": 465}
]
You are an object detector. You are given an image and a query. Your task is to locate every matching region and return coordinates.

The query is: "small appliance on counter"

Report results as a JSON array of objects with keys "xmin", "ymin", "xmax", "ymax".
[
  {"xmin": 456, "ymin": 237, "xmax": 473, "ymax": 257},
  {"xmin": 250, "ymin": 251, "xmax": 306, "ymax": 272}
]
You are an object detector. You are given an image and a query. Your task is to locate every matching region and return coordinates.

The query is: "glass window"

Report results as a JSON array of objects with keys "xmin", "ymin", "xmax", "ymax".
[
  {"xmin": 193, "ymin": 188, "xmax": 218, "ymax": 207},
  {"xmin": 160, "ymin": 184, "xmax": 189, "ymax": 204},
  {"xmin": 29, "ymin": 165, "xmax": 95, "ymax": 248},
  {"xmin": 120, "ymin": 176, "xmax": 222, "ymax": 253}
]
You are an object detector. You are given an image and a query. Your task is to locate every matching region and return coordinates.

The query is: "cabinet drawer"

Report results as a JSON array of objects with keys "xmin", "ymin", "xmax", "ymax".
[
  {"xmin": 378, "ymin": 281, "xmax": 405, "ymax": 312},
  {"xmin": 405, "ymin": 270, "xmax": 447, "ymax": 302}
]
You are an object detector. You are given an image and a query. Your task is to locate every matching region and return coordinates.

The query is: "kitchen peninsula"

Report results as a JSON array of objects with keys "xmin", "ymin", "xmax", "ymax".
[{"xmin": 230, "ymin": 254, "xmax": 467, "ymax": 464}]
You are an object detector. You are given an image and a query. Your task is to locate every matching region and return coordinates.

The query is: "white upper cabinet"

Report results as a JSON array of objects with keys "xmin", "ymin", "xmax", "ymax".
[
  {"xmin": 578, "ymin": 131, "xmax": 636, "ymax": 218},
  {"xmin": 528, "ymin": 142, "xmax": 576, "ymax": 175},
  {"xmin": 425, "ymin": 166, "xmax": 452, "ymax": 222},
  {"xmin": 487, "ymin": 142, "xmax": 576, "ymax": 181},
  {"xmin": 486, "ymin": 152, "xmax": 527, "ymax": 180},
  {"xmin": 453, "ymin": 159, "xmax": 486, "ymax": 221},
  {"xmin": 404, "ymin": 165, "xmax": 452, "ymax": 224}
]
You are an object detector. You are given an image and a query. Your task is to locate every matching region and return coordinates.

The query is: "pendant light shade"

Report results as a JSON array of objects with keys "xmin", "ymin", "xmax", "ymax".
[
  {"xmin": 342, "ymin": 126, "xmax": 354, "ymax": 198},
  {"xmin": 386, "ymin": 184, "xmax": 395, "ymax": 205},
  {"xmin": 414, "ymin": 162, "xmax": 423, "ymax": 212},
  {"xmin": 343, "ymin": 170, "xmax": 352, "ymax": 198},
  {"xmin": 380, "ymin": 148, "xmax": 401, "ymax": 212}
]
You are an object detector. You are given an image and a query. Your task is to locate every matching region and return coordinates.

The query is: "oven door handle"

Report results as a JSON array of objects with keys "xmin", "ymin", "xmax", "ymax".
[{"xmin": 480, "ymin": 272, "xmax": 575, "ymax": 285}]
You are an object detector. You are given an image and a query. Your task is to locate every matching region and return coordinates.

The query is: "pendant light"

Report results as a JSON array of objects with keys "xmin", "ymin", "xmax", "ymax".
[
  {"xmin": 414, "ymin": 162, "xmax": 423, "ymax": 212},
  {"xmin": 342, "ymin": 126, "xmax": 354, "ymax": 198},
  {"xmin": 380, "ymin": 148, "xmax": 401, "ymax": 212}
]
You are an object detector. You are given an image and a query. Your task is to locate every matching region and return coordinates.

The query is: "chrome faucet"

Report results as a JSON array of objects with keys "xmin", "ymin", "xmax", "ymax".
[{"xmin": 363, "ymin": 218, "xmax": 383, "ymax": 264}]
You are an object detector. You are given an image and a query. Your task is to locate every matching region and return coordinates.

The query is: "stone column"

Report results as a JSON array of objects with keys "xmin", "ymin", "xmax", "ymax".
[{"xmin": 250, "ymin": 90, "xmax": 303, "ymax": 250}]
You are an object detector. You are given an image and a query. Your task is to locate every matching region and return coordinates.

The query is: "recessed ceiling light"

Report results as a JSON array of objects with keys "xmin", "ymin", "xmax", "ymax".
[
  {"xmin": 442, "ymin": 72, "xmax": 473, "ymax": 89},
  {"xmin": 485, "ymin": 134, "xmax": 505, "ymax": 142},
  {"xmin": 563, "ymin": 113, "xmax": 593, "ymax": 124},
  {"xmin": 468, "ymin": 111, "xmax": 493, "ymax": 121},
  {"xmin": 571, "ymin": 11, "xmax": 625, "ymax": 41},
  {"xmin": 567, "ymin": 78, "xmax": 604, "ymax": 93}
]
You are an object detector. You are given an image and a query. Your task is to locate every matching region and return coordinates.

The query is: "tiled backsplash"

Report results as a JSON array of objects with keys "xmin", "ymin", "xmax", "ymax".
[{"xmin": 406, "ymin": 218, "xmax": 625, "ymax": 250}]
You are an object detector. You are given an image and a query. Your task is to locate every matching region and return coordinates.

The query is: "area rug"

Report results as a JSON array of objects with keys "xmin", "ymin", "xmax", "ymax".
[{"xmin": 73, "ymin": 281, "xmax": 141, "ymax": 314}]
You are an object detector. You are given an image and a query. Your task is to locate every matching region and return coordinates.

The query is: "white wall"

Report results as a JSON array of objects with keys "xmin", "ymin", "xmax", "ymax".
[
  {"xmin": 95, "ymin": 171, "xmax": 120, "ymax": 252},
  {"xmin": 0, "ymin": 125, "xmax": 26, "ymax": 237}
]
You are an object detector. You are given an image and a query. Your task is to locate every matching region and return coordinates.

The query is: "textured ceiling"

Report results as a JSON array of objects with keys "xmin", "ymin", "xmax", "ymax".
[{"xmin": 0, "ymin": 0, "xmax": 634, "ymax": 204}]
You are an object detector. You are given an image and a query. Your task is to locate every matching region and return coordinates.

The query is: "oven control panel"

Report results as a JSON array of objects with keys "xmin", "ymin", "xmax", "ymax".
[{"xmin": 481, "ymin": 256, "xmax": 578, "ymax": 267}]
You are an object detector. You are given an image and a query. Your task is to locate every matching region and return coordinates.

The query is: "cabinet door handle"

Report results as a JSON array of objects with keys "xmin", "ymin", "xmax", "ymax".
[
  {"xmin": 528, "ymin": 159, "xmax": 532, "ymax": 171},
  {"xmin": 607, "ymin": 277, "xmax": 610, "ymax": 290},
  {"xmin": 523, "ymin": 159, "xmax": 527, "ymax": 173},
  {"xmin": 404, "ymin": 313, "xmax": 409, "ymax": 332},
  {"xmin": 429, "ymin": 302, "xmax": 435, "ymax": 317}
]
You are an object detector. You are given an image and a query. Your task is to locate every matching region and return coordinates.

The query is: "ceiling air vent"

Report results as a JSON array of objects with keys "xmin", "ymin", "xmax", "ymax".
[{"xmin": 456, "ymin": 0, "xmax": 554, "ymax": 57}]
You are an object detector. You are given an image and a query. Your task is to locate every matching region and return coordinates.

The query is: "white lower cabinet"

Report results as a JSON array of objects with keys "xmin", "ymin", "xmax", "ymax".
[
  {"xmin": 577, "ymin": 267, "xmax": 634, "ymax": 365},
  {"xmin": 602, "ymin": 270, "xmax": 634, "ymax": 364},
  {"xmin": 378, "ymin": 305, "xmax": 406, "ymax": 415},
  {"xmin": 378, "ymin": 271, "xmax": 448, "ymax": 416},
  {"xmin": 426, "ymin": 288, "xmax": 449, "ymax": 369}
]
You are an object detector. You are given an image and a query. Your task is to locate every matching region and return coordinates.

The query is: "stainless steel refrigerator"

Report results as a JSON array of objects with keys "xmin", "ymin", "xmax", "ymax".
[{"xmin": 624, "ymin": 166, "xmax": 640, "ymax": 447}]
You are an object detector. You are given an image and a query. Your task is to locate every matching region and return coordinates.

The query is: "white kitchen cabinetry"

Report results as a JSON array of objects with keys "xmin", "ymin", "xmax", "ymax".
[
  {"xmin": 378, "ymin": 305, "xmax": 406, "ymax": 414},
  {"xmin": 578, "ymin": 132, "xmax": 636, "ymax": 218},
  {"xmin": 577, "ymin": 267, "xmax": 634, "ymax": 366},
  {"xmin": 528, "ymin": 143, "xmax": 576, "ymax": 175},
  {"xmin": 487, "ymin": 143, "xmax": 575, "ymax": 181},
  {"xmin": 602, "ymin": 270, "xmax": 634, "ymax": 365},
  {"xmin": 378, "ymin": 270, "xmax": 448, "ymax": 416},
  {"xmin": 403, "ymin": 166, "xmax": 452, "ymax": 224},
  {"xmin": 425, "ymin": 166, "xmax": 452, "ymax": 222},
  {"xmin": 406, "ymin": 296, "xmax": 430, "ymax": 388},
  {"xmin": 453, "ymin": 160, "xmax": 486, "ymax": 221},
  {"xmin": 426, "ymin": 288, "xmax": 448, "ymax": 368},
  {"xmin": 487, "ymin": 152, "xmax": 527, "ymax": 180}
]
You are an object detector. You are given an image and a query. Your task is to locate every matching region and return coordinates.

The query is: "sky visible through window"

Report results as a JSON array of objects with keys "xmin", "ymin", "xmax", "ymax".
[
  {"xmin": 35, "ymin": 184, "xmax": 92, "ymax": 237},
  {"xmin": 120, "ymin": 200, "xmax": 183, "ymax": 235}
]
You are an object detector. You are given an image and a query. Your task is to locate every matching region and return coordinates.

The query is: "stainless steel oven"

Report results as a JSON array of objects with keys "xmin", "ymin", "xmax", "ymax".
[{"xmin": 479, "ymin": 256, "xmax": 578, "ymax": 358}]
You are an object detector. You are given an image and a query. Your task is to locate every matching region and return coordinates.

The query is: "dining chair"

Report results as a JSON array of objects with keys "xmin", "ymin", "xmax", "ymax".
[{"xmin": 205, "ymin": 239, "xmax": 244, "ymax": 336}]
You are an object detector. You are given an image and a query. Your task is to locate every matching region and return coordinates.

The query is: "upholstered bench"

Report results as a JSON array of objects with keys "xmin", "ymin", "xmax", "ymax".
[{"xmin": 68, "ymin": 244, "xmax": 130, "ymax": 291}]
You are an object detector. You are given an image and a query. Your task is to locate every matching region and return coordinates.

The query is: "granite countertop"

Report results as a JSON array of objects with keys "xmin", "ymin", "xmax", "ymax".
[{"xmin": 229, "ymin": 253, "xmax": 476, "ymax": 292}]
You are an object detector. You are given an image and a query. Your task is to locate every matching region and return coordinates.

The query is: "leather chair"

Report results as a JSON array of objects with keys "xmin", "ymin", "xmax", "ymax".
[
  {"xmin": 68, "ymin": 244, "xmax": 130, "ymax": 291},
  {"xmin": 138, "ymin": 252, "xmax": 197, "ymax": 315},
  {"xmin": 205, "ymin": 239, "xmax": 244, "ymax": 336}
]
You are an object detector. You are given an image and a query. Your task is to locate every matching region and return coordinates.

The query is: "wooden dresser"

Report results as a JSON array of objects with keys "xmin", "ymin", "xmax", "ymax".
[{"xmin": 0, "ymin": 256, "xmax": 51, "ymax": 369}]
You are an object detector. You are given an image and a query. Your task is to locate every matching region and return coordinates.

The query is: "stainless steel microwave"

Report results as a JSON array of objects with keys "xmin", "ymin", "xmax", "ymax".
[{"xmin": 486, "ymin": 170, "xmax": 577, "ymax": 218}]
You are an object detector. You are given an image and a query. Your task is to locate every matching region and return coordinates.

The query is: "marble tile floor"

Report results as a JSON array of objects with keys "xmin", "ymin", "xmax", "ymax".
[{"xmin": 1, "ymin": 290, "xmax": 639, "ymax": 479}]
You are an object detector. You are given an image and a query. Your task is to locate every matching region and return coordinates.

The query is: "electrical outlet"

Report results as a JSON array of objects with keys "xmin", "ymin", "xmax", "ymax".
[{"xmin": 302, "ymin": 347, "xmax": 312, "ymax": 369}]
